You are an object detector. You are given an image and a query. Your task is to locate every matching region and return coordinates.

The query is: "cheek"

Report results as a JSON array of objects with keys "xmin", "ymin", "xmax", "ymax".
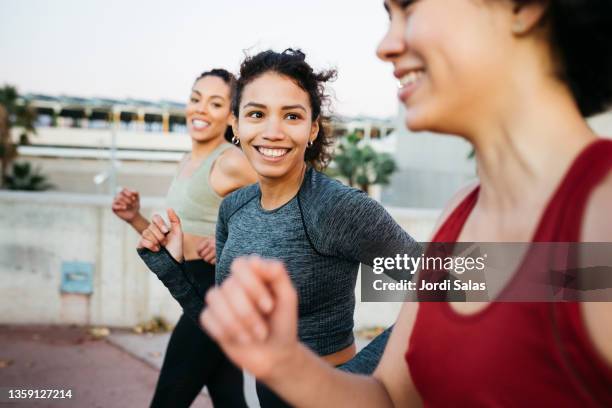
[
  {"xmin": 212, "ymin": 109, "xmax": 230, "ymax": 125},
  {"xmin": 289, "ymin": 124, "xmax": 312, "ymax": 149},
  {"xmin": 185, "ymin": 105, "xmax": 195, "ymax": 117},
  {"xmin": 236, "ymin": 122, "xmax": 256, "ymax": 144}
]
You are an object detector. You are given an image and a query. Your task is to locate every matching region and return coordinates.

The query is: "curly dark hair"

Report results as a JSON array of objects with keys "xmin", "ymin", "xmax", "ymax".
[
  {"xmin": 232, "ymin": 49, "xmax": 337, "ymax": 170},
  {"xmin": 515, "ymin": 0, "xmax": 612, "ymax": 117},
  {"xmin": 195, "ymin": 68, "xmax": 237, "ymax": 142}
]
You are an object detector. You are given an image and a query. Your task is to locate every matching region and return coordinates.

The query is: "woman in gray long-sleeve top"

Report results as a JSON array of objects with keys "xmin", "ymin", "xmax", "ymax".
[{"xmin": 138, "ymin": 49, "xmax": 421, "ymax": 407}]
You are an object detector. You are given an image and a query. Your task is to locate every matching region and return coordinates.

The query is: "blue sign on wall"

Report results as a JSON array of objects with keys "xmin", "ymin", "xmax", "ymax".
[{"xmin": 60, "ymin": 262, "xmax": 94, "ymax": 294}]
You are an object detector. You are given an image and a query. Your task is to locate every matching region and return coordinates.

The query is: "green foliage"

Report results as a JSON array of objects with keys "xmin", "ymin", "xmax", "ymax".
[
  {"xmin": 0, "ymin": 85, "xmax": 36, "ymax": 135},
  {"xmin": 4, "ymin": 162, "xmax": 53, "ymax": 191},
  {"xmin": 0, "ymin": 84, "xmax": 37, "ymax": 188},
  {"xmin": 332, "ymin": 133, "xmax": 397, "ymax": 193}
]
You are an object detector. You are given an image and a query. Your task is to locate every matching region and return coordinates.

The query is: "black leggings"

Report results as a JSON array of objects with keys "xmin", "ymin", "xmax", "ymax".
[{"xmin": 150, "ymin": 260, "xmax": 247, "ymax": 408}]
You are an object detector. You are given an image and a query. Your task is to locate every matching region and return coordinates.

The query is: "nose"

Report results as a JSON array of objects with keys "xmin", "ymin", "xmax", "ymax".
[
  {"xmin": 262, "ymin": 116, "xmax": 285, "ymax": 141},
  {"xmin": 194, "ymin": 100, "xmax": 207, "ymax": 115},
  {"xmin": 376, "ymin": 17, "xmax": 407, "ymax": 62}
]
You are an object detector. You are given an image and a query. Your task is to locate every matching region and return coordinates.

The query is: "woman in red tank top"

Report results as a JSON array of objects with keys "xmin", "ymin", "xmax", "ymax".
[{"xmin": 197, "ymin": 0, "xmax": 612, "ymax": 406}]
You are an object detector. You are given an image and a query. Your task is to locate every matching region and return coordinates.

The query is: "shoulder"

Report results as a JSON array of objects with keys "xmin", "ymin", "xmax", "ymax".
[
  {"xmin": 581, "ymin": 168, "xmax": 612, "ymax": 241},
  {"xmin": 219, "ymin": 182, "xmax": 259, "ymax": 217},
  {"xmin": 216, "ymin": 146, "xmax": 257, "ymax": 182},
  {"xmin": 300, "ymin": 167, "xmax": 368, "ymax": 206},
  {"xmin": 299, "ymin": 168, "xmax": 390, "ymax": 226}
]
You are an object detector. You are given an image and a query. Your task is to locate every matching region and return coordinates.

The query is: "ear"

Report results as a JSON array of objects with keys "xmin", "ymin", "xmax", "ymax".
[
  {"xmin": 227, "ymin": 113, "xmax": 235, "ymax": 127},
  {"xmin": 231, "ymin": 116, "xmax": 239, "ymax": 138},
  {"xmin": 511, "ymin": 0, "xmax": 549, "ymax": 35},
  {"xmin": 309, "ymin": 118, "xmax": 320, "ymax": 143}
]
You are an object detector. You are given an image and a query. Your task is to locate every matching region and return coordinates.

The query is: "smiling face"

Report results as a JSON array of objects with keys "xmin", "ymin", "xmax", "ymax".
[
  {"xmin": 186, "ymin": 75, "xmax": 232, "ymax": 143},
  {"xmin": 234, "ymin": 72, "xmax": 319, "ymax": 181},
  {"xmin": 377, "ymin": 0, "xmax": 517, "ymax": 135}
]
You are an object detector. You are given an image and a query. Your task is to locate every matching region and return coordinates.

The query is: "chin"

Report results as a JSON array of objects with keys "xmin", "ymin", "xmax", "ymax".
[
  {"xmin": 403, "ymin": 115, "xmax": 430, "ymax": 133},
  {"xmin": 403, "ymin": 105, "xmax": 444, "ymax": 134},
  {"xmin": 253, "ymin": 164, "xmax": 287, "ymax": 179},
  {"xmin": 190, "ymin": 132, "xmax": 217, "ymax": 143}
]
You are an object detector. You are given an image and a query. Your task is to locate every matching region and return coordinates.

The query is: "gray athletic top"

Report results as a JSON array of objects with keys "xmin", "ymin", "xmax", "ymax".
[
  {"xmin": 138, "ymin": 167, "xmax": 420, "ymax": 368},
  {"xmin": 216, "ymin": 167, "xmax": 420, "ymax": 355}
]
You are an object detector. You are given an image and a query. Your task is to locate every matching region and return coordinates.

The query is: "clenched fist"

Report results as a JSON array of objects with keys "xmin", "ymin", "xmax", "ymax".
[{"xmin": 137, "ymin": 208, "xmax": 184, "ymax": 262}]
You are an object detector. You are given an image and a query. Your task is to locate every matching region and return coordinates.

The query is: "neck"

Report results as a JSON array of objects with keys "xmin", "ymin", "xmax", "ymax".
[
  {"xmin": 259, "ymin": 163, "xmax": 307, "ymax": 210},
  {"xmin": 468, "ymin": 75, "xmax": 596, "ymax": 212},
  {"xmin": 190, "ymin": 136, "xmax": 225, "ymax": 162}
]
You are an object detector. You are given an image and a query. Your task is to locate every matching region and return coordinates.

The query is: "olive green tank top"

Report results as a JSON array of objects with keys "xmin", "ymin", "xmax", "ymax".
[{"xmin": 166, "ymin": 143, "xmax": 233, "ymax": 237}]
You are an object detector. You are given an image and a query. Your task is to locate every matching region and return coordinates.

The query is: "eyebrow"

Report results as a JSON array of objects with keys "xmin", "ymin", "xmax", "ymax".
[
  {"xmin": 190, "ymin": 90, "xmax": 226, "ymax": 100},
  {"xmin": 282, "ymin": 104, "xmax": 307, "ymax": 112},
  {"xmin": 242, "ymin": 102, "xmax": 307, "ymax": 112}
]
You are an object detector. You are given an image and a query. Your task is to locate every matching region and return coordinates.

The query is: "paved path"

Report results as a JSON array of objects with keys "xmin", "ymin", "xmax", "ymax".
[
  {"xmin": 0, "ymin": 325, "xmax": 373, "ymax": 407},
  {"xmin": 0, "ymin": 325, "xmax": 211, "ymax": 407}
]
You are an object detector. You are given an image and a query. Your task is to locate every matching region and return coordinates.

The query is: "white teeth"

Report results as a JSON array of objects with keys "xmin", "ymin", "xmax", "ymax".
[
  {"xmin": 398, "ymin": 70, "xmax": 425, "ymax": 88},
  {"xmin": 257, "ymin": 147, "xmax": 289, "ymax": 158},
  {"xmin": 192, "ymin": 119, "xmax": 210, "ymax": 130}
]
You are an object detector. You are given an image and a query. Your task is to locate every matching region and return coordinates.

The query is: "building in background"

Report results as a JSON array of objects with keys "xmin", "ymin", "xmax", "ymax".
[{"xmin": 380, "ymin": 106, "xmax": 612, "ymax": 209}]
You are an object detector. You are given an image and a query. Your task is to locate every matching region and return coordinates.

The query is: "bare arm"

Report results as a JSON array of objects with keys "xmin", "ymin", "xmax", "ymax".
[
  {"xmin": 201, "ymin": 257, "xmax": 422, "ymax": 408},
  {"xmin": 264, "ymin": 302, "xmax": 422, "ymax": 408},
  {"xmin": 128, "ymin": 213, "xmax": 149, "ymax": 234},
  {"xmin": 210, "ymin": 146, "xmax": 258, "ymax": 197}
]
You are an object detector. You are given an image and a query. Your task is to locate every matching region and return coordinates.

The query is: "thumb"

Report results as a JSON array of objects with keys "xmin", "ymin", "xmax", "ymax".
[{"xmin": 167, "ymin": 208, "xmax": 182, "ymax": 231}]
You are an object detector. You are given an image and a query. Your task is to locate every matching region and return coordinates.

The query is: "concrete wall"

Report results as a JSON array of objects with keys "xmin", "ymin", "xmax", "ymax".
[
  {"xmin": 0, "ymin": 192, "xmax": 438, "ymax": 329},
  {"xmin": 0, "ymin": 191, "xmax": 182, "ymax": 327}
]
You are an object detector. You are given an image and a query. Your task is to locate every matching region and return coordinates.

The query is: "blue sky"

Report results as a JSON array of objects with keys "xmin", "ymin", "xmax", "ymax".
[{"xmin": 0, "ymin": 0, "xmax": 399, "ymax": 118}]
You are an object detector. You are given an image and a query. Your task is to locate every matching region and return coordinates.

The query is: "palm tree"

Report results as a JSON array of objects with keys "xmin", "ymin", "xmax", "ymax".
[
  {"xmin": 332, "ymin": 133, "xmax": 397, "ymax": 195},
  {"xmin": 4, "ymin": 162, "xmax": 53, "ymax": 191},
  {"xmin": 0, "ymin": 85, "xmax": 37, "ymax": 188}
]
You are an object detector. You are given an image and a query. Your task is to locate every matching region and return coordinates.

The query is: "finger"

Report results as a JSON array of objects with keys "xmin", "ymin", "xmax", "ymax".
[
  {"xmin": 201, "ymin": 252, "xmax": 215, "ymax": 264},
  {"xmin": 209, "ymin": 256, "xmax": 216, "ymax": 265},
  {"xmin": 221, "ymin": 278, "xmax": 269, "ymax": 341},
  {"xmin": 139, "ymin": 237, "xmax": 160, "ymax": 252},
  {"xmin": 199, "ymin": 246, "xmax": 215, "ymax": 261},
  {"xmin": 151, "ymin": 214, "xmax": 169, "ymax": 235},
  {"xmin": 196, "ymin": 238, "xmax": 212, "ymax": 253},
  {"xmin": 124, "ymin": 190, "xmax": 138, "ymax": 202},
  {"xmin": 250, "ymin": 258, "xmax": 298, "ymax": 314},
  {"xmin": 115, "ymin": 196, "xmax": 132, "ymax": 207},
  {"xmin": 232, "ymin": 257, "xmax": 274, "ymax": 314},
  {"xmin": 205, "ymin": 287, "xmax": 254, "ymax": 344},
  {"xmin": 112, "ymin": 203, "xmax": 127, "ymax": 211},
  {"xmin": 167, "ymin": 208, "xmax": 182, "ymax": 230},
  {"xmin": 120, "ymin": 190, "xmax": 133, "ymax": 201},
  {"xmin": 143, "ymin": 228, "xmax": 164, "ymax": 247}
]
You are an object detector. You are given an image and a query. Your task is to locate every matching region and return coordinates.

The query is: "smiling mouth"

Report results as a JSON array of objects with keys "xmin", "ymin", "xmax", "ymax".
[
  {"xmin": 397, "ymin": 69, "xmax": 426, "ymax": 89},
  {"xmin": 255, "ymin": 146, "xmax": 291, "ymax": 158},
  {"xmin": 191, "ymin": 119, "xmax": 210, "ymax": 130}
]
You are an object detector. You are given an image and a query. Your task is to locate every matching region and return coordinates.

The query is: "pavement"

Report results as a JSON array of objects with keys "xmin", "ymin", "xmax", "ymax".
[
  {"xmin": 0, "ymin": 325, "xmax": 372, "ymax": 408},
  {"xmin": 0, "ymin": 325, "xmax": 212, "ymax": 407}
]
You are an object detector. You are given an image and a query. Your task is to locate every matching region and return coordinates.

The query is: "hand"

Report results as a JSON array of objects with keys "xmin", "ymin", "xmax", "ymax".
[
  {"xmin": 111, "ymin": 188, "xmax": 141, "ymax": 222},
  {"xmin": 197, "ymin": 236, "xmax": 216, "ymax": 264},
  {"xmin": 137, "ymin": 208, "xmax": 184, "ymax": 262},
  {"xmin": 200, "ymin": 256, "xmax": 299, "ymax": 380}
]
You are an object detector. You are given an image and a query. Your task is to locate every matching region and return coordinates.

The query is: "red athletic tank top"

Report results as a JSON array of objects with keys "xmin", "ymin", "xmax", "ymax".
[{"xmin": 406, "ymin": 139, "xmax": 612, "ymax": 407}]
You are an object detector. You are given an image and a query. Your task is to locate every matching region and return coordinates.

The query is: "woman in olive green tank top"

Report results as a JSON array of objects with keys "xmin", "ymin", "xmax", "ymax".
[{"xmin": 111, "ymin": 69, "xmax": 256, "ymax": 407}]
